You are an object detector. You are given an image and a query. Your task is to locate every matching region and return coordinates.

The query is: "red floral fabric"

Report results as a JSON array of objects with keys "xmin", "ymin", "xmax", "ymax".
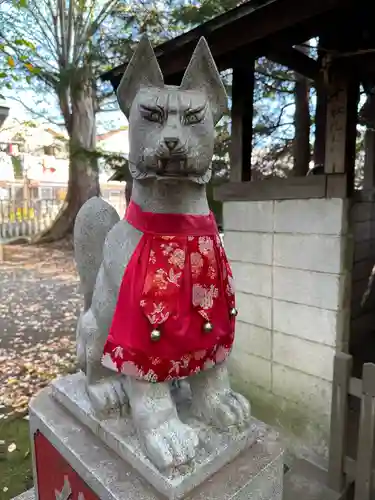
[{"xmin": 102, "ymin": 201, "xmax": 236, "ymax": 382}]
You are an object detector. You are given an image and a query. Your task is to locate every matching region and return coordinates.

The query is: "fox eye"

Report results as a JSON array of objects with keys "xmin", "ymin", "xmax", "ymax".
[
  {"xmin": 184, "ymin": 113, "xmax": 201, "ymax": 125},
  {"xmin": 140, "ymin": 105, "xmax": 164, "ymax": 123},
  {"xmin": 146, "ymin": 110, "xmax": 163, "ymax": 123}
]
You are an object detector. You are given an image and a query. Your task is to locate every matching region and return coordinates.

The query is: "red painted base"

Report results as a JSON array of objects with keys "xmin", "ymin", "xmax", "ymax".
[{"xmin": 34, "ymin": 431, "xmax": 99, "ymax": 499}]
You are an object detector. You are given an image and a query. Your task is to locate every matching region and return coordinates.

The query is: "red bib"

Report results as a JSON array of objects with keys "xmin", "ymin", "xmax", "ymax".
[{"xmin": 102, "ymin": 201, "xmax": 236, "ymax": 382}]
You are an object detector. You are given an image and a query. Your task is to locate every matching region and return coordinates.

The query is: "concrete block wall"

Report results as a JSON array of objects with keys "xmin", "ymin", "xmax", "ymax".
[{"xmin": 223, "ymin": 198, "xmax": 351, "ymax": 467}]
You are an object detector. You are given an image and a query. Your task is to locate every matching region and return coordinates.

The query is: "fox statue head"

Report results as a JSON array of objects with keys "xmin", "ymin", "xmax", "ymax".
[{"xmin": 116, "ymin": 35, "xmax": 228, "ymax": 185}]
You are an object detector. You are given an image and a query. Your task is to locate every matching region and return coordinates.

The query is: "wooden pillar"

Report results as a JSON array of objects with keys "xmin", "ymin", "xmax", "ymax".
[
  {"xmin": 324, "ymin": 65, "xmax": 359, "ymax": 195},
  {"xmin": 230, "ymin": 63, "xmax": 255, "ymax": 182}
]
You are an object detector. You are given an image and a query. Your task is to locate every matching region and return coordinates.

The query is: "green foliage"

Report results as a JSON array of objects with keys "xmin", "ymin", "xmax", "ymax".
[
  {"xmin": 0, "ymin": 418, "xmax": 33, "ymax": 500},
  {"xmin": 0, "ymin": 0, "xmax": 311, "ymax": 183},
  {"xmin": 170, "ymin": 0, "xmax": 241, "ymax": 26},
  {"xmin": 0, "ymin": 0, "xmax": 38, "ymax": 90}
]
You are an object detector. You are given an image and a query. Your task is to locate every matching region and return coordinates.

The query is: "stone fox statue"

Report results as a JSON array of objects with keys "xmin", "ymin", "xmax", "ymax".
[{"xmin": 74, "ymin": 35, "xmax": 250, "ymax": 470}]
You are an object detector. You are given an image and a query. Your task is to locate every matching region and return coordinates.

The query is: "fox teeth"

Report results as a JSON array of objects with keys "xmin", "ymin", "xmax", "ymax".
[
  {"xmin": 157, "ymin": 160, "xmax": 163, "ymax": 169},
  {"xmin": 180, "ymin": 161, "xmax": 185, "ymax": 169}
]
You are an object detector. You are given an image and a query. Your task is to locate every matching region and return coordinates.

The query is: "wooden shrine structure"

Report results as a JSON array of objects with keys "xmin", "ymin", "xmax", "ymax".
[
  {"xmin": 102, "ymin": 1, "xmax": 375, "ymax": 498},
  {"xmin": 102, "ymin": 0, "xmax": 375, "ymax": 195}
]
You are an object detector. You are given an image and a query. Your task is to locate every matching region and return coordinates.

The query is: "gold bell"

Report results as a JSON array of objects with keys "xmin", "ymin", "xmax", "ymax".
[
  {"xmin": 203, "ymin": 322, "xmax": 213, "ymax": 333},
  {"xmin": 150, "ymin": 328, "xmax": 161, "ymax": 342},
  {"xmin": 230, "ymin": 307, "xmax": 238, "ymax": 317}
]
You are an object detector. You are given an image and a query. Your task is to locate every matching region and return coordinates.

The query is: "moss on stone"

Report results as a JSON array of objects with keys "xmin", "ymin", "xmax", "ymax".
[{"xmin": 230, "ymin": 375, "xmax": 330, "ymax": 467}]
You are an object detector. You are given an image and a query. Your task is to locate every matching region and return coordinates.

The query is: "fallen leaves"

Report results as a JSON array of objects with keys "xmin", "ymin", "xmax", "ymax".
[
  {"xmin": 0, "ymin": 243, "xmax": 80, "ymax": 418},
  {"xmin": 0, "ymin": 336, "xmax": 77, "ymax": 416}
]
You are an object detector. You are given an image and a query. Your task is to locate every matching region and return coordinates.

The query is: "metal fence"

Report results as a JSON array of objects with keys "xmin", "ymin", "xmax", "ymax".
[{"xmin": 0, "ymin": 199, "xmax": 63, "ymax": 240}]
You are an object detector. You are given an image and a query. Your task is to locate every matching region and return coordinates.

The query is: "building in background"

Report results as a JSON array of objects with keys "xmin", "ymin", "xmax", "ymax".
[{"xmin": 0, "ymin": 117, "xmax": 129, "ymax": 214}]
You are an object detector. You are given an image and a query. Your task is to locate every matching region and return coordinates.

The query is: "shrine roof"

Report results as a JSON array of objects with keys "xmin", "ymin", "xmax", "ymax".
[{"xmin": 101, "ymin": 0, "xmax": 350, "ymax": 90}]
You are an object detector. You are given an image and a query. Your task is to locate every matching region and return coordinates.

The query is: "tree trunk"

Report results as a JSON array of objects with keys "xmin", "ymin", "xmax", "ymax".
[
  {"xmin": 293, "ymin": 71, "xmax": 310, "ymax": 176},
  {"xmin": 35, "ymin": 78, "xmax": 100, "ymax": 243}
]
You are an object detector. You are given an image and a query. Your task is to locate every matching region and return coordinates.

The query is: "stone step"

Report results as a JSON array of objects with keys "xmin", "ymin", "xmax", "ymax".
[
  {"xmin": 12, "ymin": 462, "xmax": 348, "ymax": 500},
  {"xmin": 283, "ymin": 460, "xmax": 344, "ymax": 500}
]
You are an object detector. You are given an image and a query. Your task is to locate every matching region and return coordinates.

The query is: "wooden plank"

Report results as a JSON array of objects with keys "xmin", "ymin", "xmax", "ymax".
[
  {"xmin": 349, "ymin": 377, "xmax": 363, "ymax": 399},
  {"xmin": 328, "ymin": 352, "xmax": 352, "ymax": 492},
  {"xmin": 214, "ymin": 175, "xmax": 326, "ymax": 202},
  {"xmin": 230, "ymin": 64, "xmax": 255, "ymax": 182},
  {"xmin": 354, "ymin": 363, "xmax": 375, "ymax": 500}
]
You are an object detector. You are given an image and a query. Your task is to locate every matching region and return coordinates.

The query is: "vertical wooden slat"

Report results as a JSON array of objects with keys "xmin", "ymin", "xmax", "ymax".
[
  {"xmin": 230, "ymin": 63, "xmax": 255, "ymax": 182},
  {"xmin": 354, "ymin": 363, "xmax": 375, "ymax": 500},
  {"xmin": 328, "ymin": 352, "xmax": 352, "ymax": 492}
]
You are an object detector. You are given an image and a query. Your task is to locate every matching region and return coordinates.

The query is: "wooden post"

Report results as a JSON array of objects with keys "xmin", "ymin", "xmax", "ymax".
[
  {"xmin": 230, "ymin": 63, "xmax": 255, "ymax": 182},
  {"xmin": 328, "ymin": 352, "xmax": 352, "ymax": 492},
  {"xmin": 324, "ymin": 64, "xmax": 359, "ymax": 195},
  {"xmin": 354, "ymin": 363, "xmax": 375, "ymax": 500}
]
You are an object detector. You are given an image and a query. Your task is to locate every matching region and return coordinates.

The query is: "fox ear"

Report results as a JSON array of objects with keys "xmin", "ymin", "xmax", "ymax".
[
  {"xmin": 117, "ymin": 34, "xmax": 164, "ymax": 118},
  {"xmin": 180, "ymin": 37, "xmax": 228, "ymax": 125}
]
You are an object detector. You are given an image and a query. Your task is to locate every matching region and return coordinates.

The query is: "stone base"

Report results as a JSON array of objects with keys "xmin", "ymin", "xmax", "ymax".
[
  {"xmin": 29, "ymin": 383, "xmax": 283, "ymax": 499},
  {"xmin": 51, "ymin": 372, "xmax": 259, "ymax": 499}
]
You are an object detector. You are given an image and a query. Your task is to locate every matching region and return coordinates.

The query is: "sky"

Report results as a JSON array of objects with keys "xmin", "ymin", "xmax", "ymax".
[{"xmin": 3, "ymin": 90, "xmax": 127, "ymax": 135}]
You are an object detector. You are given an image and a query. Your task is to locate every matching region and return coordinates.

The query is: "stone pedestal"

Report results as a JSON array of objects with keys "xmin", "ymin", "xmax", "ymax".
[{"xmin": 29, "ymin": 375, "xmax": 284, "ymax": 499}]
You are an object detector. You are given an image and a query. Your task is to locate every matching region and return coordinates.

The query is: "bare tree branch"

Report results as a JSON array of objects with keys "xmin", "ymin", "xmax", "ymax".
[{"xmin": 6, "ymin": 95, "xmax": 64, "ymax": 127}]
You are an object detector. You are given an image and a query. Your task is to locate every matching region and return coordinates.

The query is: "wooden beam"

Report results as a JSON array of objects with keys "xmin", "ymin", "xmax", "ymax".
[
  {"xmin": 211, "ymin": 0, "xmax": 343, "ymax": 56},
  {"xmin": 230, "ymin": 64, "xmax": 255, "ymax": 182},
  {"xmin": 214, "ymin": 173, "xmax": 349, "ymax": 201},
  {"xmin": 324, "ymin": 63, "xmax": 360, "ymax": 195},
  {"xmin": 215, "ymin": 175, "xmax": 327, "ymax": 201},
  {"xmin": 266, "ymin": 46, "xmax": 320, "ymax": 80}
]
